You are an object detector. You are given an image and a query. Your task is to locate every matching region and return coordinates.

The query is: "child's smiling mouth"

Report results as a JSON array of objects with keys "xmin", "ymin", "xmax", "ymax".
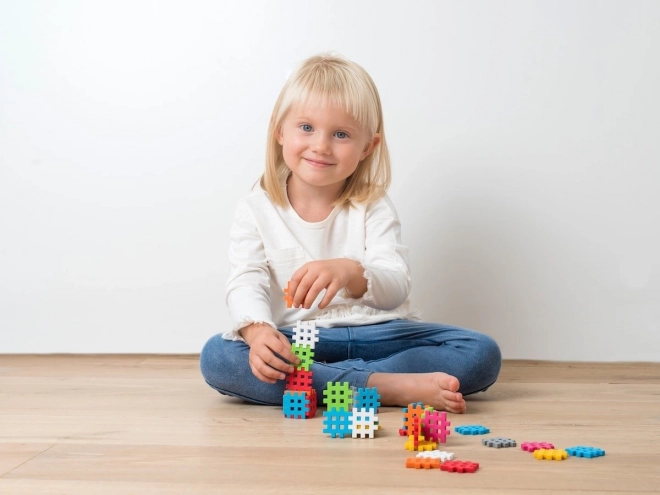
[{"xmin": 304, "ymin": 157, "xmax": 334, "ymax": 167}]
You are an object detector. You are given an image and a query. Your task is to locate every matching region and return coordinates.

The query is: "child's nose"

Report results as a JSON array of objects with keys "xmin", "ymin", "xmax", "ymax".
[{"xmin": 311, "ymin": 134, "xmax": 331, "ymax": 154}]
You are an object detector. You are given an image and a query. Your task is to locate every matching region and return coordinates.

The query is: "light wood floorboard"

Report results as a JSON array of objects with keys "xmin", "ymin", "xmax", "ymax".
[{"xmin": 0, "ymin": 356, "xmax": 658, "ymax": 494}]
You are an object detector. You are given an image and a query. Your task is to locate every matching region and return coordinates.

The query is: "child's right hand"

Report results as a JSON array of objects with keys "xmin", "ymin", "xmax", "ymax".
[{"xmin": 239, "ymin": 323, "xmax": 300, "ymax": 383}]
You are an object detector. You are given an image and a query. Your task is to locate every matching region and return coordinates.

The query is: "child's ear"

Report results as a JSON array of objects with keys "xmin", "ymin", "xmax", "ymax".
[
  {"xmin": 361, "ymin": 133, "xmax": 381, "ymax": 160},
  {"xmin": 276, "ymin": 127, "xmax": 284, "ymax": 145}
]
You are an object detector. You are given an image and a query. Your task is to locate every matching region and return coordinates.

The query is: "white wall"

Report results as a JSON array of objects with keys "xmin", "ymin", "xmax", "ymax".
[{"xmin": 1, "ymin": 0, "xmax": 658, "ymax": 360}]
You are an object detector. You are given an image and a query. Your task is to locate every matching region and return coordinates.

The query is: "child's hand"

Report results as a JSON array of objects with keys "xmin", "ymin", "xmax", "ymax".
[
  {"xmin": 289, "ymin": 258, "xmax": 367, "ymax": 310},
  {"xmin": 239, "ymin": 323, "xmax": 300, "ymax": 383}
]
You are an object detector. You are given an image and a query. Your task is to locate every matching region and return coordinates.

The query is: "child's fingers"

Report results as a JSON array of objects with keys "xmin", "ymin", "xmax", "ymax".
[
  {"xmin": 248, "ymin": 354, "xmax": 279, "ymax": 383},
  {"xmin": 318, "ymin": 281, "xmax": 343, "ymax": 309},
  {"xmin": 303, "ymin": 276, "xmax": 331, "ymax": 309}
]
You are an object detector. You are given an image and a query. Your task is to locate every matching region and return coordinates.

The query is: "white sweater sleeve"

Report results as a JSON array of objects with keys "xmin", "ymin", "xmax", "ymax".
[
  {"xmin": 224, "ymin": 198, "xmax": 276, "ymax": 340},
  {"xmin": 358, "ymin": 196, "xmax": 412, "ymax": 311}
]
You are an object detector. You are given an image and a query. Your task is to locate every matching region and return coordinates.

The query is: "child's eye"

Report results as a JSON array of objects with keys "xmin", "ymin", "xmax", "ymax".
[
  {"xmin": 301, "ymin": 124, "xmax": 313, "ymax": 132},
  {"xmin": 335, "ymin": 131, "xmax": 348, "ymax": 139}
]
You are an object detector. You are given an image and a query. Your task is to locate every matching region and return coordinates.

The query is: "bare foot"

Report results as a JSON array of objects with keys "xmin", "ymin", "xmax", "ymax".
[{"xmin": 366, "ymin": 372, "xmax": 467, "ymax": 414}]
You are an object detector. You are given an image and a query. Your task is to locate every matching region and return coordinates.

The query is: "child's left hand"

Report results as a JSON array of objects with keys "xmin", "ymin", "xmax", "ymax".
[{"xmin": 288, "ymin": 258, "xmax": 367, "ymax": 310}]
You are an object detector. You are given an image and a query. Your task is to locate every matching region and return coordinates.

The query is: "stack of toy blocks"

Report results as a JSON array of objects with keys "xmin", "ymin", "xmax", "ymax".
[
  {"xmin": 282, "ymin": 320, "xmax": 319, "ymax": 419},
  {"xmin": 322, "ymin": 383, "xmax": 380, "ymax": 439},
  {"xmin": 401, "ymin": 402, "xmax": 450, "ymax": 451}
]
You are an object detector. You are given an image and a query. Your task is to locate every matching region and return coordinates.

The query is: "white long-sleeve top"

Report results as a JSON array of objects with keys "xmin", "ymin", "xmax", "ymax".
[{"xmin": 223, "ymin": 182, "xmax": 419, "ymax": 340}]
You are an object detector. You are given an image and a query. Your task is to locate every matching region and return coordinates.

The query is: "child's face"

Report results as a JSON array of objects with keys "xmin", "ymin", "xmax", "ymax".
[{"xmin": 277, "ymin": 99, "xmax": 379, "ymax": 197}]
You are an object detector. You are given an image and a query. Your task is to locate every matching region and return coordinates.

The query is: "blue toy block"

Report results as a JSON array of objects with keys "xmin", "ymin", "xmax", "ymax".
[
  {"xmin": 283, "ymin": 390, "xmax": 310, "ymax": 419},
  {"xmin": 565, "ymin": 446, "xmax": 606, "ymax": 458},
  {"xmin": 455, "ymin": 425, "xmax": 490, "ymax": 435},
  {"xmin": 322, "ymin": 410, "xmax": 352, "ymax": 438},
  {"xmin": 354, "ymin": 387, "xmax": 381, "ymax": 411}
]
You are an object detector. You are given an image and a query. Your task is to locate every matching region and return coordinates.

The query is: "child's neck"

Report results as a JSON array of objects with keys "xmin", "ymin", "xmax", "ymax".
[{"xmin": 286, "ymin": 177, "xmax": 343, "ymax": 223}]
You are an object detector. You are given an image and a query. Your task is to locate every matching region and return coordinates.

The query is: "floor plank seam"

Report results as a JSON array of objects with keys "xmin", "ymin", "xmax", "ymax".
[{"xmin": 0, "ymin": 443, "xmax": 58, "ymax": 479}]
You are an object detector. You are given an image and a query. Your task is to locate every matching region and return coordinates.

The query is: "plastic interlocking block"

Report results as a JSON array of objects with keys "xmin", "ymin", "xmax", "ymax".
[
  {"xmin": 521, "ymin": 442, "xmax": 554, "ymax": 452},
  {"xmin": 351, "ymin": 407, "xmax": 378, "ymax": 439},
  {"xmin": 323, "ymin": 382, "xmax": 353, "ymax": 412},
  {"xmin": 422, "ymin": 410, "xmax": 451, "ymax": 444},
  {"xmin": 306, "ymin": 389, "xmax": 317, "ymax": 418},
  {"xmin": 291, "ymin": 343, "xmax": 314, "ymax": 371},
  {"xmin": 354, "ymin": 387, "xmax": 381, "ymax": 411},
  {"xmin": 416, "ymin": 450, "xmax": 455, "ymax": 462},
  {"xmin": 283, "ymin": 281, "xmax": 293, "ymax": 308},
  {"xmin": 533, "ymin": 449, "xmax": 569, "ymax": 461},
  {"xmin": 565, "ymin": 446, "xmax": 605, "ymax": 458},
  {"xmin": 455, "ymin": 425, "xmax": 490, "ymax": 435},
  {"xmin": 322, "ymin": 410, "xmax": 352, "ymax": 438},
  {"xmin": 293, "ymin": 320, "xmax": 319, "ymax": 349},
  {"xmin": 405, "ymin": 457, "xmax": 441, "ymax": 469},
  {"xmin": 440, "ymin": 460, "xmax": 479, "ymax": 473},
  {"xmin": 285, "ymin": 369, "xmax": 313, "ymax": 391},
  {"xmin": 482, "ymin": 437, "xmax": 517, "ymax": 448},
  {"xmin": 283, "ymin": 390, "xmax": 310, "ymax": 419}
]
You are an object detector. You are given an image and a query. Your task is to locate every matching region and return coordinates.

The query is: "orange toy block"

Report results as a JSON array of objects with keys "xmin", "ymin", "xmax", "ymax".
[
  {"xmin": 283, "ymin": 281, "xmax": 293, "ymax": 308},
  {"xmin": 405, "ymin": 457, "xmax": 441, "ymax": 469}
]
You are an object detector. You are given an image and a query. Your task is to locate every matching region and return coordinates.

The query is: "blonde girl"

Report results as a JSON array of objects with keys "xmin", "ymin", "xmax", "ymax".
[{"xmin": 200, "ymin": 54, "xmax": 501, "ymax": 413}]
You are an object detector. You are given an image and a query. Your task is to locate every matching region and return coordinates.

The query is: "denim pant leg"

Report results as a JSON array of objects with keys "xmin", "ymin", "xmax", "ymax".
[{"xmin": 199, "ymin": 319, "xmax": 501, "ymax": 405}]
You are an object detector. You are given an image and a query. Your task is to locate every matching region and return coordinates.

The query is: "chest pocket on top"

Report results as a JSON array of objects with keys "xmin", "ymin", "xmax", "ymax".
[{"xmin": 264, "ymin": 247, "xmax": 306, "ymax": 289}]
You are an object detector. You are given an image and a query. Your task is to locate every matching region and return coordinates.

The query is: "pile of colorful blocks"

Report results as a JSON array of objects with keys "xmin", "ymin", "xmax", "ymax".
[
  {"xmin": 322, "ymin": 382, "xmax": 381, "ymax": 439},
  {"xmin": 282, "ymin": 320, "xmax": 319, "ymax": 419}
]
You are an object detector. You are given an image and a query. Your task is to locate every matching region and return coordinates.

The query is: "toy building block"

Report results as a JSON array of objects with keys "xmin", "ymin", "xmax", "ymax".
[
  {"xmin": 482, "ymin": 437, "xmax": 517, "ymax": 448},
  {"xmin": 354, "ymin": 387, "xmax": 381, "ymax": 411},
  {"xmin": 283, "ymin": 390, "xmax": 310, "ymax": 419},
  {"xmin": 405, "ymin": 457, "xmax": 441, "ymax": 469},
  {"xmin": 403, "ymin": 403, "xmax": 426, "ymax": 431},
  {"xmin": 322, "ymin": 410, "xmax": 352, "ymax": 438},
  {"xmin": 565, "ymin": 446, "xmax": 605, "ymax": 458},
  {"xmin": 455, "ymin": 425, "xmax": 490, "ymax": 435},
  {"xmin": 521, "ymin": 441, "xmax": 554, "ymax": 452},
  {"xmin": 305, "ymin": 389, "xmax": 317, "ymax": 418},
  {"xmin": 323, "ymin": 382, "xmax": 353, "ymax": 412},
  {"xmin": 440, "ymin": 460, "xmax": 479, "ymax": 473},
  {"xmin": 351, "ymin": 407, "xmax": 378, "ymax": 439},
  {"xmin": 286, "ymin": 369, "xmax": 314, "ymax": 391},
  {"xmin": 399, "ymin": 428, "xmax": 408, "ymax": 437},
  {"xmin": 422, "ymin": 410, "xmax": 451, "ymax": 444},
  {"xmin": 291, "ymin": 343, "xmax": 314, "ymax": 371},
  {"xmin": 416, "ymin": 450, "xmax": 455, "ymax": 462},
  {"xmin": 293, "ymin": 320, "xmax": 320, "ymax": 349},
  {"xmin": 283, "ymin": 281, "xmax": 294, "ymax": 308},
  {"xmin": 533, "ymin": 449, "xmax": 569, "ymax": 461}
]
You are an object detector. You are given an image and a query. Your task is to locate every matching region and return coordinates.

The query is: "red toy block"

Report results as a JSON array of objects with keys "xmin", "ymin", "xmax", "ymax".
[
  {"xmin": 440, "ymin": 460, "xmax": 479, "ymax": 473},
  {"xmin": 286, "ymin": 369, "xmax": 314, "ymax": 391},
  {"xmin": 406, "ymin": 457, "xmax": 441, "ymax": 469},
  {"xmin": 306, "ymin": 389, "xmax": 317, "ymax": 418}
]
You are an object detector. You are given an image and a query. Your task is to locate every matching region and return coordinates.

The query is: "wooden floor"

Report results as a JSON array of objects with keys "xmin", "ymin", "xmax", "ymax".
[{"xmin": 0, "ymin": 357, "xmax": 659, "ymax": 494}]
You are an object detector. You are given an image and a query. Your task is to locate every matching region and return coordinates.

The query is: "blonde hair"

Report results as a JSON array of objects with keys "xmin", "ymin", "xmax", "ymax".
[{"xmin": 260, "ymin": 54, "xmax": 391, "ymax": 207}]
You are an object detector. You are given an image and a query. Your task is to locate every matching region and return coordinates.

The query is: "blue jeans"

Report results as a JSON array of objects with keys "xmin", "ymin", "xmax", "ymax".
[{"xmin": 199, "ymin": 319, "xmax": 502, "ymax": 406}]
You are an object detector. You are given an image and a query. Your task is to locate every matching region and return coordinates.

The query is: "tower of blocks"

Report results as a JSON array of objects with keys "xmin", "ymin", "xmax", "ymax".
[
  {"xmin": 401, "ymin": 402, "xmax": 451, "ymax": 451},
  {"xmin": 322, "ymin": 382, "xmax": 381, "ymax": 439},
  {"xmin": 283, "ymin": 320, "xmax": 319, "ymax": 419}
]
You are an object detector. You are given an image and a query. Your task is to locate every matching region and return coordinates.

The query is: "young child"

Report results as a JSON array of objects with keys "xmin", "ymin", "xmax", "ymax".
[{"xmin": 200, "ymin": 54, "xmax": 501, "ymax": 413}]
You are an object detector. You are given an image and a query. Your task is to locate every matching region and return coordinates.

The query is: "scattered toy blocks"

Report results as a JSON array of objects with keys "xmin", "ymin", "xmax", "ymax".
[
  {"xmin": 406, "ymin": 457, "xmax": 441, "ymax": 469},
  {"xmin": 440, "ymin": 460, "xmax": 479, "ymax": 473},
  {"xmin": 416, "ymin": 450, "xmax": 455, "ymax": 462},
  {"xmin": 566, "ymin": 446, "xmax": 605, "ymax": 458},
  {"xmin": 521, "ymin": 442, "xmax": 554, "ymax": 452},
  {"xmin": 455, "ymin": 425, "xmax": 490, "ymax": 435},
  {"xmin": 533, "ymin": 449, "xmax": 569, "ymax": 461},
  {"xmin": 482, "ymin": 437, "xmax": 517, "ymax": 448}
]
